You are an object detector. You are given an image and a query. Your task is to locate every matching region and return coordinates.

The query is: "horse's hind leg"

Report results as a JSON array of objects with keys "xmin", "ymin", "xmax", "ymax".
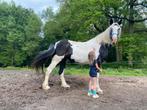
[
  {"xmin": 60, "ymin": 70, "xmax": 70, "ymax": 88},
  {"xmin": 42, "ymin": 55, "xmax": 64, "ymax": 90},
  {"xmin": 59, "ymin": 60, "xmax": 70, "ymax": 88}
]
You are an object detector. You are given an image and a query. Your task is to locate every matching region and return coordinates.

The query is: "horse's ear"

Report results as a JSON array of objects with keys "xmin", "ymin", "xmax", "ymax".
[
  {"xmin": 118, "ymin": 19, "xmax": 122, "ymax": 25},
  {"xmin": 110, "ymin": 18, "xmax": 113, "ymax": 25}
]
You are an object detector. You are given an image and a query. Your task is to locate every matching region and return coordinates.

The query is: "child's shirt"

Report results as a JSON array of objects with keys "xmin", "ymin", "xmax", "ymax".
[{"xmin": 89, "ymin": 59, "xmax": 100, "ymax": 72}]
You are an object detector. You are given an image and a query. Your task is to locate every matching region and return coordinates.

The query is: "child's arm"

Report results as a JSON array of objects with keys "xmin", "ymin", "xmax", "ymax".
[{"xmin": 95, "ymin": 63, "xmax": 102, "ymax": 72}]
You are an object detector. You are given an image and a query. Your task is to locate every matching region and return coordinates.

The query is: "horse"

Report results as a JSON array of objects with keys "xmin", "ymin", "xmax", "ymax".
[{"xmin": 32, "ymin": 19, "xmax": 122, "ymax": 94}]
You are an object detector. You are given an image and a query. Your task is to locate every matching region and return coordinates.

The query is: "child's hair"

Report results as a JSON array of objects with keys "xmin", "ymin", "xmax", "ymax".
[{"xmin": 88, "ymin": 50, "xmax": 96, "ymax": 65}]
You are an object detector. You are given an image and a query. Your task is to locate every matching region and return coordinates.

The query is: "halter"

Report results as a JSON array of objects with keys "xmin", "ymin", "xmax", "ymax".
[
  {"xmin": 111, "ymin": 32, "xmax": 118, "ymax": 36},
  {"xmin": 109, "ymin": 26, "xmax": 120, "ymax": 40}
]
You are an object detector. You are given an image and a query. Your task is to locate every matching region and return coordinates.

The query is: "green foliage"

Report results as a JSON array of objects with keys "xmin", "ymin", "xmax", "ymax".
[
  {"xmin": 42, "ymin": 7, "xmax": 54, "ymax": 21},
  {"xmin": 120, "ymin": 33, "xmax": 147, "ymax": 62},
  {"xmin": 43, "ymin": 0, "xmax": 108, "ymax": 46},
  {"xmin": 0, "ymin": 1, "xmax": 42, "ymax": 66}
]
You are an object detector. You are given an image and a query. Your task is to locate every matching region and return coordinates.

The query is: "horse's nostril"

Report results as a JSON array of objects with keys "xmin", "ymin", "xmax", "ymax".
[{"xmin": 112, "ymin": 38, "xmax": 117, "ymax": 44}]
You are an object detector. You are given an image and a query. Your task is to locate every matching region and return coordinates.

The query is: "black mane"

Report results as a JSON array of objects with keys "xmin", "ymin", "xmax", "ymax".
[{"xmin": 97, "ymin": 43, "xmax": 111, "ymax": 64}]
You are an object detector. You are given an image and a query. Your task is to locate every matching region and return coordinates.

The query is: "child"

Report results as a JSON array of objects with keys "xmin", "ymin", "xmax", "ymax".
[{"xmin": 88, "ymin": 49, "xmax": 102, "ymax": 98}]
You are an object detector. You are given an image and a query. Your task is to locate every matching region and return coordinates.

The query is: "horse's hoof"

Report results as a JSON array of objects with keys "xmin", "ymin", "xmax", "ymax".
[
  {"xmin": 42, "ymin": 84, "xmax": 50, "ymax": 90},
  {"xmin": 97, "ymin": 89, "xmax": 103, "ymax": 94},
  {"xmin": 61, "ymin": 84, "xmax": 70, "ymax": 88}
]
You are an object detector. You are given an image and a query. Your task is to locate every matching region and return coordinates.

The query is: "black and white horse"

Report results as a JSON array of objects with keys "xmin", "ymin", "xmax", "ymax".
[{"xmin": 32, "ymin": 19, "xmax": 122, "ymax": 94}]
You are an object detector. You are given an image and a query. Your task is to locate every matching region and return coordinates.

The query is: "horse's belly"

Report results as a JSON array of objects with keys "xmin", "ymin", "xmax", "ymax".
[{"xmin": 69, "ymin": 40, "xmax": 100, "ymax": 64}]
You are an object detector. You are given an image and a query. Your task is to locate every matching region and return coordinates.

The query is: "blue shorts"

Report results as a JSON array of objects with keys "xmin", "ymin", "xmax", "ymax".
[{"xmin": 89, "ymin": 69, "xmax": 97, "ymax": 77}]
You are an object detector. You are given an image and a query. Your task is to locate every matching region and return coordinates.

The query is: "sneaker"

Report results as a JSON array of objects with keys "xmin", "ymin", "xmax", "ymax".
[
  {"xmin": 92, "ymin": 94, "xmax": 99, "ymax": 98},
  {"xmin": 87, "ymin": 90, "xmax": 93, "ymax": 96},
  {"xmin": 92, "ymin": 90, "xmax": 99, "ymax": 98}
]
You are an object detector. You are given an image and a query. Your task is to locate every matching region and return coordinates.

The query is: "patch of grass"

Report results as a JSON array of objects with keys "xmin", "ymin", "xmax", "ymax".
[
  {"xmin": 63, "ymin": 67, "xmax": 147, "ymax": 77},
  {"xmin": 65, "ymin": 67, "xmax": 89, "ymax": 76},
  {"xmin": 0, "ymin": 66, "xmax": 32, "ymax": 71},
  {"xmin": 101, "ymin": 68, "xmax": 147, "ymax": 76},
  {"xmin": 0, "ymin": 66, "xmax": 147, "ymax": 76}
]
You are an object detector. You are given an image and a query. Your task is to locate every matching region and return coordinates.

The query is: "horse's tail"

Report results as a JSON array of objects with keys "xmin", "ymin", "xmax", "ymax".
[{"xmin": 32, "ymin": 44, "xmax": 55, "ymax": 73}]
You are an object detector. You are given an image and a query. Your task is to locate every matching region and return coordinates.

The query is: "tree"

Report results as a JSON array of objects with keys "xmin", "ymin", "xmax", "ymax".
[
  {"xmin": 0, "ymin": 1, "xmax": 42, "ymax": 66},
  {"xmin": 42, "ymin": 7, "xmax": 54, "ymax": 22},
  {"xmin": 44, "ymin": 0, "xmax": 107, "ymax": 43},
  {"xmin": 97, "ymin": 0, "xmax": 147, "ymax": 65}
]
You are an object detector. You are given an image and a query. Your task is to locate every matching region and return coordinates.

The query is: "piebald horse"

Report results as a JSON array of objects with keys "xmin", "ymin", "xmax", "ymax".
[{"xmin": 32, "ymin": 19, "xmax": 122, "ymax": 94}]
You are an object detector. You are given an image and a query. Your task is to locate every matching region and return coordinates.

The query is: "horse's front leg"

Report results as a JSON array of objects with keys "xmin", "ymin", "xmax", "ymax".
[
  {"xmin": 42, "ymin": 55, "xmax": 63, "ymax": 90},
  {"xmin": 96, "ymin": 73, "xmax": 103, "ymax": 94},
  {"xmin": 59, "ymin": 60, "xmax": 70, "ymax": 88}
]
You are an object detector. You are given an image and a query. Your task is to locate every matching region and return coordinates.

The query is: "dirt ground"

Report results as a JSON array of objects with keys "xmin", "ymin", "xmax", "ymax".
[{"xmin": 0, "ymin": 70, "xmax": 147, "ymax": 110}]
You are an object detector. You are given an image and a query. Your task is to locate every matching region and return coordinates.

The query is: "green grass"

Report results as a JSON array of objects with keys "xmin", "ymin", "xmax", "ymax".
[
  {"xmin": 61, "ymin": 67, "xmax": 147, "ymax": 77},
  {"xmin": 101, "ymin": 68, "xmax": 147, "ymax": 76},
  {"xmin": 1, "ymin": 66, "xmax": 147, "ymax": 77},
  {"xmin": 0, "ymin": 66, "xmax": 32, "ymax": 70}
]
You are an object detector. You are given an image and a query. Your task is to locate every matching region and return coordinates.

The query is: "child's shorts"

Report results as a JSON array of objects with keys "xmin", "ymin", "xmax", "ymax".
[{"xmin": 89, "ymin": 70, "xmax": 99, "ymax": 77}]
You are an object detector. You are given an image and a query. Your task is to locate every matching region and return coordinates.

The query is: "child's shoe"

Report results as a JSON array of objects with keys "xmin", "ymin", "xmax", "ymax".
[
  {"xmin": 93, "ymin": 94, "xmax": 99, "ymax": 98},
  {"xmin": 87, "ymin": 90, "xmax": 93, "ymax": 96},
  {"xmin": 92, "ymin": 90, "xmax": 99, "ymax": 98}
]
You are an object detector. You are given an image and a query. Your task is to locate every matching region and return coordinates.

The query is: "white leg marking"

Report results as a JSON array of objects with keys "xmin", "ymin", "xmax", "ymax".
[
  {"xmin": 42, "ymin": 55, "xmax": 64, "ymax": 90},
  {"xmin": 60, "ymin": 70, "xmax": 70, "ymax": 88},
  {"xmin": 96, "ymin": 73, "xmax": 103, "ymax": 94}
]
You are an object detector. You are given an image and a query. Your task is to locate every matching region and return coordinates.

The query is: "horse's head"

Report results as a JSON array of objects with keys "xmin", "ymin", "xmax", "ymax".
[{"xmin": 109, "ymin": 19, "xmax": 122, "ymax": 44}]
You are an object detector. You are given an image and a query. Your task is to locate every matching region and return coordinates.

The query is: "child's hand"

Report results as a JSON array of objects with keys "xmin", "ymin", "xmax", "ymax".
[{"xmin": 99, "ymin": 69, "xmax": 102, "ymax": 72}]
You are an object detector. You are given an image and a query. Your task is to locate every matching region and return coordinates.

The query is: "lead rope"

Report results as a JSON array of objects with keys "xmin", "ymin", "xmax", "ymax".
[{"xmin": 100, "ymin": 65, "xmax": 106, "ymax": 75}]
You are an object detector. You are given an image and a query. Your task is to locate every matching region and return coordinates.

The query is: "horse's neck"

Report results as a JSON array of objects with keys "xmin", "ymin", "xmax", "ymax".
[
  {"xmin": 69, "ymin": 27, "xmax": 111, "ymax": 48},
  {"xmin": 87, "ymin": 27, "xmax": 111, "ymax": 45}
]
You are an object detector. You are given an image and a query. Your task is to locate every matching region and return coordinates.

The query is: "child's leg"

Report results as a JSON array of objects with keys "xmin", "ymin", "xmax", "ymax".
[
  {"xmin": 92, "ymin": 77, "xmax": 99, "ymax": 98},
  {"xmin": 89, "ymin": 77, "xmax": 97, "ymax": 90},
  {"xmin": 88, "ymin": 77, "xmax": 92, "ymax": 90},
  {"xmin": 93, "ymin": 77, "xmax": 97, "ymax": 90},
  {"xmin": 88, "ymin": 77, "xmax": 93, "ymax": 96}
]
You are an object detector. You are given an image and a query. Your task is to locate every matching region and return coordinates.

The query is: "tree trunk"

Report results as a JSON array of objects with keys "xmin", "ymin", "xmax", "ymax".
[
  {"xmin": 128, "ymin": 53, "xmax": 133, "ymax": 66},
  {"xmin": 116, "ymin": 43, "xmax": 123, "ymax": 62},
  {"xmin": 127, "ymin": 0, "xmax": 135, "ymax": 66},
  {"xmin": 116, "ymin": 43, "xmax": 120, "ymax": 62},
  {"xmin": 114, "ymin": 9, "xmax": 122, "ymax": 63}
]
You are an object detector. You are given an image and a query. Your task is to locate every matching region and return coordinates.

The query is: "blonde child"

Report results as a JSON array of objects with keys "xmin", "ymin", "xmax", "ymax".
[{"xmin": 88, "ymin": 49, "xmax": 102, "ymax": 98}]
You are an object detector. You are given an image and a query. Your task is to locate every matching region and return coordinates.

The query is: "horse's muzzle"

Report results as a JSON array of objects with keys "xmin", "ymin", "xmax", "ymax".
[{"xmin": 112, "ymin": 38, "xmax": 117, "ymax": 44}]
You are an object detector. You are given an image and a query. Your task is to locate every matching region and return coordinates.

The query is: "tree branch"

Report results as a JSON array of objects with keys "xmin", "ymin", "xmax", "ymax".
[
  {"xmin": 107, "ymin": 14, "xmax": 147, "ymax": 23},
  {"xmin": 134, "ymin": 29, "xmax": 147, "ymax": 33},
  {"xmin": 128, "ymin": 0, "xmax": 137, "ymax": 6},
  {"xmin": 93, "ymin": 24, "xmax": 103, "ymax": 32},
  {"xmin": 134, "ymin": 2, "xmax": 147, "ymax": 7},
  {"xmin": 133, "ymin": 18, "xmax": 147, "ymax": 22}
]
